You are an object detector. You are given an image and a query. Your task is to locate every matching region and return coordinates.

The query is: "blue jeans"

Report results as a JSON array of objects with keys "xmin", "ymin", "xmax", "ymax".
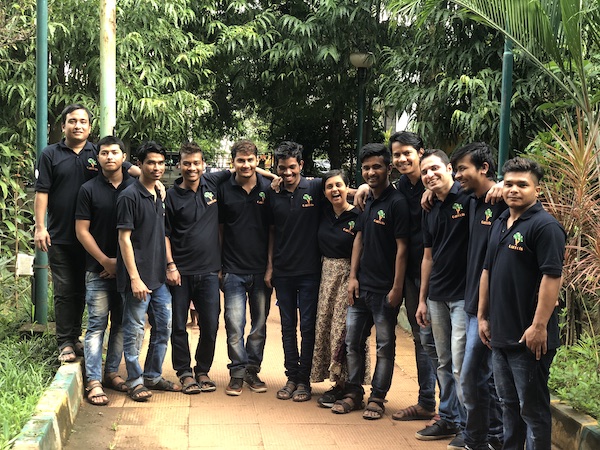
[
  {"xmin": 404, "ymin": 277, "xmax": 438, "ymax": 411},
  {"xmin": 223, "ymin": 272, "xmax": 272, "ymax": 378},
  {"xmin": 122, "ymin": 283, "xmax": 172, "ymax": 388},
  {"xmin": 492, "ymin": 347, "xmax": 556, "ymax": 450},
  {"xmin": 273, "ymin": 274, "xmax": 320, "ymax": 385},
  {"xmin": 428, "ymin": 299, "xmax": 467, "ymax": 427},
  {"xmin": 346, "ymin": 290, "xmax": 399, "ymax": 400},
  {"xmin": 461, "ymin": 314, "xmax": 503, "ymax": 449},
  {"xmin": 84, "ymin": 272, "xmax": 124, "ymax": 383},
  {"xmin": 169, "ymin": 272, "xmax": 220, "ymax": 379}
]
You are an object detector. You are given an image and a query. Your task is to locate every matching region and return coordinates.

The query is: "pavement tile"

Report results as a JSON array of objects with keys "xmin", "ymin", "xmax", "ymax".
[
  {"xmin": 261, "ymin": 424, "xmax": 336, "ymax": 447},
  {"xmin": 188, "ymin": 424, "xmax": 263, "ymax": 447},
  {"xmin": 114, "ymin": 425, "xmax": 188, "ymax": 448},
  {"xmin": 120, "ymin": 406, "xmax": 189, "ymax": 426}
]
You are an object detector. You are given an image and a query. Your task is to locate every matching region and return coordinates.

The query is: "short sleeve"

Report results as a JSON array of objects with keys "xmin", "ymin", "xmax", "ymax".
[
  {"xmin": 535, "ymin": 221, "xmax": 566, "ymax": 276},
  {"xmin": 422, "ymin": 210, "xmax": 432, "ymax": 248},
  {"xmin": 34, "ymin": 150, "xmax": 53, "ymax": 192},
  {"xmin": 75, "ymin": 185, "xmax": 92, "ymax": 221},
  {"xmin": 116, "ymin": 192, "xmax": 136, "ymax": 231}
]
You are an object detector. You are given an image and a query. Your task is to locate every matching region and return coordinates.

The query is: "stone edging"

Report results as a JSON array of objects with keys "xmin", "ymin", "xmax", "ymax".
[{"xmin": 551, "ymin": 396, "xmax": 600, "ymax": 450}]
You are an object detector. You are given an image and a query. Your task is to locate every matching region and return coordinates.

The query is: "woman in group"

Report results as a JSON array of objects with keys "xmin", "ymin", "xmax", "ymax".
[{"xmin": 311, "ymin": 169, "xmax": 370, "ymax": 407}]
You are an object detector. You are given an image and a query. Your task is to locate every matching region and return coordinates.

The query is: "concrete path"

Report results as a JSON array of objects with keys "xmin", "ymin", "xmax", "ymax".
[{"xmin": 66, "ymin": 294, "xmax": 448, "ymax": 449}]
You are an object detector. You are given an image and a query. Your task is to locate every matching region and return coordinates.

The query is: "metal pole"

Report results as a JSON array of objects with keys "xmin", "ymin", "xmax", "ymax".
[
  {"xmin": 355, "ymin": 67, "xmax": 367, "ymax": 184},
  {"xmin": 100, "ymin": 0, "xmax": 117, "ymax": 137},
  {"xmin": 498, "ymin": 38, "xmax": 513, "ymax": 179},
  {"xmin": 34, "ymin": 0, "xmax": 49, "ymax": 324}
]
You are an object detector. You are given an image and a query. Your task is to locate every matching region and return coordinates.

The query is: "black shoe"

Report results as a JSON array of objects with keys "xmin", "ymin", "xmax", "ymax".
[
  {"xmin": 488, "ymin": 437, "xmax": 503, "ymax": 450},
  {"xmin": 225, "ymin": 377, "xmax": 243, "ymax": 396},
  {"xmin": 244, "ymin": 370, "xmax": 267, "ymax": 393},
  {"xmin": 317, "ymin": 385, "xmax": 344, "ymax": 408},
  {"xmin": 415, "ymin": 419, "xmax": 459, "ymax": 441},
  {"xmin": 447, "ymin": 431, "xmax": 465, "ymax": 449}
]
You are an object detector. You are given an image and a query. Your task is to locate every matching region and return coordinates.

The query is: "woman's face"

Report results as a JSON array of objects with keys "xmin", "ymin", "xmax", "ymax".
[{"xmin": 324, "ymin": 175, "xmax": 348, "ymax": 207}]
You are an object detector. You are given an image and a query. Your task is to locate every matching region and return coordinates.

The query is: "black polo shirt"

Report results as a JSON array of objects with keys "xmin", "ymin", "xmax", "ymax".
[
  {"xmin": 422, "ymin": 181, "xmax": 470, "ymax": 302},
  {"xmin": 116, "ymin": 180, "xmax": 166, "ymax": 292},
  {"xmin": 464, "ymin": 196, "xmax": 508, "ymax": 315},
  {"xmin": 357, "ymin": 184, "xmax": 410, "ymax": 294},
  {"xmin": 395, "ymin": 175, "xmax": 425, "ymax": 280},
  {"xmin": 318, "ymin": 205, "xmax": 360, "ymax": 259},
  {"xmin": 165, "ymin": 171, "xmax": 231, "ymax": 276},
  {"xmin": 268, "ymin": 176, "xmax": 322, "ymax": 277},
  {"xmin": 218, "ymin": 173, "xmax": 272, "ymax": 274},
  {"xmin": 75, "ymin": 168, "xmax": 135, "ymax": 273},
  {"xmin": 484, "ymin": 202, "xmax": 565, "ymax": 350},
  {"xmin": 35, "ymin": 139, "xmax": 99, "ymax": 244}
]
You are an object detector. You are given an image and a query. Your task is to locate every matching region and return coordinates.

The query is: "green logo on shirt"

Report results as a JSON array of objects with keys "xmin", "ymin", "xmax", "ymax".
[
  {"xmin": 257, "ymin": 191, "xmax": 266, "ymax": 204},
  {"xmin": 374, "ymin": 210, "xmax": 386, "ymax": 225},
  {"xmin": 481, "ymin": 208, "xmax": 493, "ymax": 225},
  {"xmin": 509, "ymin": 232, "xmax": 524, "ymax": 251},
  {"xmin": 302, "ymin": 193, "xmax": 314, "ymax": 207},
  {"xmin": 343, "ymin": 220, "xmax": 356, "ymax": 235},
  {"xmin": 452, "ymin": 202, "xmax": 466, "ymax": 219},
  {"xmin": 204, "ymin": 191, "xmax": 217, "ymax": 205}
]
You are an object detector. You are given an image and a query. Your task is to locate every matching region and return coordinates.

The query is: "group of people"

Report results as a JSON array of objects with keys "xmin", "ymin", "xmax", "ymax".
[{"xmin": 34, "ymin": 103, "xmax": 565, "ymax": 450}]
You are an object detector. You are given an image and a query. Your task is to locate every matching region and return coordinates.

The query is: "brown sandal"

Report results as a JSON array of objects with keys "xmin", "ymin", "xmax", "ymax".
[
  {"xmin": 103, "ymin": 372, "xmax": 129, "ymax": 392},
  {"xmin": 86, "ymin": 381, "xmax": 109, "ymax": 406},
  {"xmin": 363, "ymin": 397, "xmax": 387, "ymax": 420},
  {"xmin": 331, "ymin": 395, "xmax": 364, "ymax": 414},
  {"xmin": 392, "ymin": 404, "xmax": 436, "ymax": 421}
]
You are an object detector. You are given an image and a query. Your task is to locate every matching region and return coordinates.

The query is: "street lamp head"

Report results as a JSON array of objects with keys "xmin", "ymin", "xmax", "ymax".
[{"xmin": 350, "ymin": 52, "xmax": 374, "ymax": 69}]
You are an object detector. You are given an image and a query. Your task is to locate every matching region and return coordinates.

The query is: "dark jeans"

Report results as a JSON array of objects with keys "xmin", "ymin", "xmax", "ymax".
[
  {"xmin": 346, "ymin": 290, "xmax": 399, "ymax": 400},
  {"xmin": 48, "ymin": 243, "xmax": 86, "ymax": 350},
  {"xmin": 492, "ymin": 347, "xmax": 556, "ymax": 450},
  {"xmin": 273, "ymin": 274, "xmax": 320, "ymax": 385},
  {"xmin": 169, "ymin": 272, "xmax": 220, "ymax": 379}
]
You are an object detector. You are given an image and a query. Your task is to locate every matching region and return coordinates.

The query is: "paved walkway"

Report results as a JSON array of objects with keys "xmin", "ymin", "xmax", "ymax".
[{"xmin": 66, "ymin": 294, "xmax": 448, "ymax": 449}]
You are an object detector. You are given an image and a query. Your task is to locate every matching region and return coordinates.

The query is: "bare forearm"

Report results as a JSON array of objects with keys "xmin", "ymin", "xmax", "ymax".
[
  {"xmin": 419, "ymin": 248, "xmax": 433, "ymax": 303},
  {"xmin": 118, "ymin": 232, "xmax": 140, "ymax": 281},
  {"xmin": 478, "ymin": 269, "xmax": 490, "ymax": 320},
  {"xmin": 34, "ymin": 192, "xmax": 48, "ymax": 230}
]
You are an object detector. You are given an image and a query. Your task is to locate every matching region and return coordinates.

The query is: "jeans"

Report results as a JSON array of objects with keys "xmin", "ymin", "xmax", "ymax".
[
  {"xmin": 122, "ymin": 283, "xmax": 172, "ymax": 387},
  {"xmin": 461, "ymin": 314, "xmax": 503, "ymax": 449},
  {"xmin": 84, "ymin": 272, "xmax": 124, "ymax": 383},
  {"xmin": 273, "ymin": 274, "xmax": 320, "ymax": 385},
  {"xmin": 346, "ymin": 290, "xmax": 399, "ymax": 400},
  {"xmin": 169, "ymin": 272, "xmax": 220, "ymax": 379},
  {"xmin": 404, "ymin": 277, "xmax": 438, "ymax": 411},
  {"xmin": 223, "ymin": 272, "xmax": 272, "ymax": 378},
  {"xmin": 48, "ymin": 243, "xmax": 86, "ymax": 350},
  {"xmin": 492, "ymin": 347, "xmax": 556, "ymax": 450},
  {"xmin": 428, "ymin": 298, "xmax": 467, "ymax": 427}
]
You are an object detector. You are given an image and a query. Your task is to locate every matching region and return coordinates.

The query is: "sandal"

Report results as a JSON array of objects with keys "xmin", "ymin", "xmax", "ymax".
[
  {"xmin": 292, "ymin": 383, "xmax": 311, "ymax": 402},
  {"xmin": 103, "ymin": 372, "xmax": 128, "ymax": 392},
  {"xmin": 276, "ymin": 381, "xmax": 296, "ymax": 400},
  {"xmin": 86, "ymin": 381, "xmax": 109, "ymax": 406},
  {"xmin": 180, "ymin": 376, "xmax": 201, "ymax": 395},
  {"xmin": 363, "ymin": 397, "xmax": 387, "ymax": 420},
  {"xmin": 318, "ymin": 385, "xmax": 345, "ymax": 408},
  {"xmin": 74, "ymin": 341, "xmax": 85, "ymax": 356},
  {"xmin": 331, "ymin": 395, "xmax": 364, "ymax": 414},
  {"xmin": 58, "ymin": 346, "xmax": 77, "ymax": 363},
  {"xmin": 195, "ymin": 373, "xmax": 217, "ymax": 392},
  {"xmin": 144, "ymin": 377, "xmax": 182, "ymax": 392},
  {"xmin": 392, "ymin": 404, "xmax": 436, "ymax": 421},
  {"xmin": 129, "ymin": 384, "xmax": 153, "ymax": 402}
]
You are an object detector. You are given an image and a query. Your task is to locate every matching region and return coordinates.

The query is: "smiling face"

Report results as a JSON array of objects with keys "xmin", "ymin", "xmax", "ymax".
[
  {"xmin": 502, "ymin": 171, "xmax": 540, "ymax": 213},
  {"xmin": 61, "ymin": 109, "xmax": 91, "ymax": 146},
  {"xmin": 420, "ymin": 154, "xmax": 454, "ymax": 195},
  {"xmin": 323, "ymin": 175, "xmax": 349, "ymax": 208},
  {"xmin": 276, "ymin": 156, "xmax": 303, "ymax": 191},
  {"xmin": 140, "ymin": 152, "xmax": 165, "ymax": 182},
  {"xmin": 233, "ymin": 151, "xmax": 257, "ymax": 180},
  {"xmin": 97, "ymin": 144, "xmax": 125, "ymax": 175},
  {"xmin": 391, "ymin": 142, "xmax": 422, "ymax": 178},
  {"xmin": 453, "ymin": 153, "xmax": 490, "ymax": 196},
  {"xmin": 179, "ymin": 151, "xmax": 205, "ymax": 185},
  {"xmin": 361, "ymin": 155, "xmax": 391, "ymax": 192}
]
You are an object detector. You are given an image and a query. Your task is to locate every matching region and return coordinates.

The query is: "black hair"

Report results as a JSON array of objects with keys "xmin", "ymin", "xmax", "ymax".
[
  {"xmin": 421, "ymin": 148, "xmax": 450, "ymax": 165},
  {"xmin": 450, "ymin": 142, "xmax": 497, "ymax": 179},
  {"xmin": 179, "ymin": 141, "xmax": 203, "ymax": 159},
  {"xmin": 322, "ymin": 169, "xmax": 349, "ymax": 190},
  {"xmin": 60, "ymin": 104, "xmax": 92, "ymax": 125},
  {"xmin": 502, "ymin": 157, "xmax": 544, "ymax": 183},
  {"xmin": 97, "ymin": 135, "xmax": 125, "ymax": 153},
  {"xmin": 389, "ymin": 131, "xmax": 424, "ymax": 153},
  {"xmin": 137, "ymin": 141, "xmax": 166, "ymax": 163},
  {"xmin": 231, "ymin": 140, "xmax": 258, "ymax": 159},
  {"xmin": 359, "ymin": 143, "xmax": 390, "ymax": 165},
  {"xmin": 274, "ymin": 141, "xmax": 303, "ymax": 166}
]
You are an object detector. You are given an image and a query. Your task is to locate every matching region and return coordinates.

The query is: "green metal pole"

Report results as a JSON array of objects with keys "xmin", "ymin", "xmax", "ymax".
[
  {"xmin": 34, "ymin": 0, "xmax": 48, "ymax": 324},
  {"xmin": 100, "ymin": 0, "xmax": 117, "ymax": 137},
  {"xmin": 355, "ymin": 67, "xmax": 367, "ymax": 184},
  {"xmin": 498, "ymin": 37, "xmax": 513, "ymax": 179}
]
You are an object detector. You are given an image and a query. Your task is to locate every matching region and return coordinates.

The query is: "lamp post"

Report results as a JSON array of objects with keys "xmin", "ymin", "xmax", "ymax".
[{"xmin": 350, "ymin": 52, "xmax": 374, "ymax": 185}]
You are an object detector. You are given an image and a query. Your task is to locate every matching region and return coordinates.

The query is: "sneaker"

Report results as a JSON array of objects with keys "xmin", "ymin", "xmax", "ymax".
[
  {"xmin": 317, "ymin": 385, "xmax": 345, "ymax": 408},
  {"xmin": 244, "ymin": 370, "xmax": 267, "ymax": 393},
  {"xmin": 225, "ymin": 377, "xmax": 243, "ymax": 396},
  {"xmin": 488, "ymin": 437, "xmax": 503, "ymax": 450},
  {"xmin": 415, "ymin": 419, "xmax": 459, "ymax": 441},
  {"xmin": 447, "ymin": 431, "xmax": 465, "ymax": 449}
]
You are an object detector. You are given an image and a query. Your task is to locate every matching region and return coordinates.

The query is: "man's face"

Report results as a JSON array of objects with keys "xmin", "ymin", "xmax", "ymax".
[
  {"xmin": 140, "ymin": 152, "xmax": 165, "ymax": 181},
  {"xmin": 391, "ymin": 142, "xmax": 422, "ymax": 176},
  {"xmin": 453, "ymin": 154, "xmax": 487, "ymax": 193},
  {"xmin": 61, "ymin": 109, "xmax": 91, "ymax": 144},
  {"xmin": 179, "ymin": 152, "xmax": 204, "ymax": 184},
  {"xmin": 233, "ymin": 152, "xmax": 257, "ymax": 179},
  {"xmin": 420, "ymin": 154, "xmax": 453, "ymax": 193},
  {"xmin": 361, "ymin": 155, "xmax": 390, "ymax": 190},
  {"xmin": 502, "ymin": 171, "xmax": 540, "ymax": 212},
  {"xmin": 98, "ymin": 144, "xmax": 125, "ymax": 174},
  {"xmin": 276, "ymin": 156, "xmax": 303, "ymax": 189}
]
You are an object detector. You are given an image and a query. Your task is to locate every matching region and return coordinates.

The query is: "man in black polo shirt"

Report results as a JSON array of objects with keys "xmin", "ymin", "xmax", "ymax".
[
  {"xmin": 165, "ymin": 142, "xmax": 231, "ymax": 394},
  {"xmin": 479, "ymin": 157, "xmax": 565, "ymax": 450},
  {"xmin": 415, "ymin": 149, "xmax": 469, "ymax": 441},
  {"xmin": 218, "ymin": 140, "xmax": 273, "ymax": 396},
  {"xmin": 267, "ymin": 141, "xmax": 323, "ymax": 403},
  {"xmin": 331, "ymin": 143, "xmax": 409, "ymax": 420},
  {"xmin": 451, "ymin": 142, "xmax": 506, "ymax": 450},
  {"xmin": 117, "ymin": 141, "xmax": 179, "ymax": 402},
  {"xmin": 75, "ymin": 135, "xmax": 134, "ymax": 405}
]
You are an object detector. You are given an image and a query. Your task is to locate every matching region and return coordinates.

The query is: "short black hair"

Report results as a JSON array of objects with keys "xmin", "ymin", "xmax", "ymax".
[
  {"xmin": 97, "ymin": 135, "xmax": 125, "ymax": 153},
  {"xmin": 231, "ymin": 140, "xmax": 258, "ymax": 159},
  {"xmin": 450, "ymin": 142, "xmax": 497, "ymax": 179},
  {"xmin": 502, "ymin": 157, "xmax": 544, "ymax": 183},
  {"xmin": 179, "ymin": 141, "xmax": 203, "ymax": 159},
  {"xmin": 137, "ymin": 141, "xmax": 166, "ymax": 163},
  {"xmin": 421, "ymin": 148, "xmax": 450, "ymax": 165},
  {"xmin": 359, "ymin": 143, "xmax": 390, "ymax": 165},
  {"xmin": 322, "ymin": 169, "xmax": 349, "ymax": 190},
  {"xmin": 274, "ymin": 141, "xmax": 303, "ymax": 166},
  {"xmin": 60, "ymin": 104, "xmax": 92, "ymax": 125},
  {"xmin": 389, "ymin": 131, "xmax": 424, "ymax": 153}
]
